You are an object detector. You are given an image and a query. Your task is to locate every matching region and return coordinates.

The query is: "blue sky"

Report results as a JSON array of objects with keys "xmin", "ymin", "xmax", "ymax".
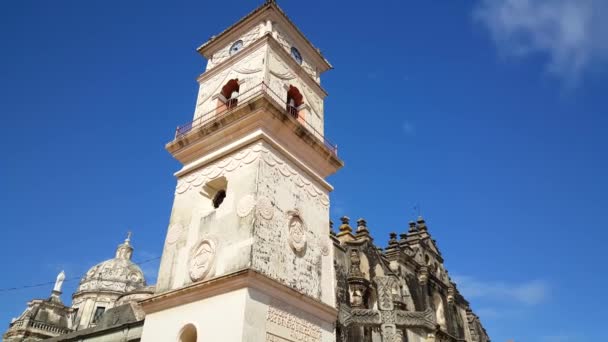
[{"xmin": 1, "ymin": 1, "xmax": 606, "ymax": 341}]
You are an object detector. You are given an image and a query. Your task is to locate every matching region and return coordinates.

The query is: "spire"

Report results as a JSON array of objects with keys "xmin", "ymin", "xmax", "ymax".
[
  {"xmin": 338, "ymin": 216, "xmax": 352, "ymax": 235},
  {"xmin": 416, "ymin": 216, "xmax": 427, "ymax": 231},
  {"xmin": 115, "ymin": 232, "xmax": 134, "ymax": 260},
  {"xmin": 355, "ymin": 218, "xmax": 370, "ymax": 238}
]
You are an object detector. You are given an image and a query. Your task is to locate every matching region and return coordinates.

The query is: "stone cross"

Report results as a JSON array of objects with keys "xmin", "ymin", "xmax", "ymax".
[{"xmin": 339, "ymin": 276, "xmax": 436, "ymax": 342}]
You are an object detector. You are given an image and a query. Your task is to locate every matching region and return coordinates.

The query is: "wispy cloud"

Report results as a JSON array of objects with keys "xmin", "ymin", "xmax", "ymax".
[
  {"xmin": 402, "ymin": 121, "xmax": 415, "ymax": 136},
  {"xmin": 452, "ymin": 275, "xmax": 549, "ymax": 305},
  {"xmin": 473, "ymin": 0, "xmax": 608, "ymax": 84}
]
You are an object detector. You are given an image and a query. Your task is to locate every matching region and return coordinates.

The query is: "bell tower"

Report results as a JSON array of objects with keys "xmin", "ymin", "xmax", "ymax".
[{"xmin": 140, "ymin": 1, "xmax": 343, "ymax": 341}]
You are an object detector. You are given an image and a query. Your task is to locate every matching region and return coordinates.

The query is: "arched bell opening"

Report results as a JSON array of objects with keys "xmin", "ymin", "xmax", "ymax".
[{"xmin": 286, "ymin": 85, "xmax": 304, "ymax": 119}]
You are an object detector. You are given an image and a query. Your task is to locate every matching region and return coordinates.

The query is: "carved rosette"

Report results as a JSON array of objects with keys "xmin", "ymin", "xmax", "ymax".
[
  {"xmin": 256, "ymin": 196, "xmax": 274, "ymax": 220},
  {"xmin": 287, "ymin": 210, "xmax": 307, "ymax": 255},
  {"xmin": 188, "ymin": 239, "xmax": 217, "ymax": 282},
  {"xmin": 236, "ymin": 194, "xmax": 256, "ymax": 217}
]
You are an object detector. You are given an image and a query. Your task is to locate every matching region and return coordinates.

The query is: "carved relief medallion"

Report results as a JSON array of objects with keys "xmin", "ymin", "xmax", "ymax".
[
  {"xmin": 321, "ymin": 243, "xmax": 330, "ymax": 257},
  {"xmin": 287, "ymin": 211, "xmax": 306, "ymax": 254},
  {"xmin": 256, "ymin": 196, "xmax": 274, "ymax": 220},
  {"xmin": 237, "ymin": 194, "xmax": 256, "ymax": 217},
  {"xmin": 188, "ymin": 239, "xmax": 216, "ymax": 282},
  {"xmin": 166, "ymin": 223, "xmax": 184, "ymax": 245},
  {"xmin": 317, "ymin": 238, "xmax": 330, "ymax": 256}
]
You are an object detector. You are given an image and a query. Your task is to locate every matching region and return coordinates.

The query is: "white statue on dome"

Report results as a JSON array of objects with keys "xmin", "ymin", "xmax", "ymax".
[{"xmin": 53, "ymin": 270, "xmax": 65, "ymax": 293}]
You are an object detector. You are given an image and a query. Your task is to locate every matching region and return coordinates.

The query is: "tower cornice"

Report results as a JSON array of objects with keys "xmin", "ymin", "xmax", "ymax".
[{"xmin": 197, "ymin": 1, "xmax": 332, "ymax": 73}]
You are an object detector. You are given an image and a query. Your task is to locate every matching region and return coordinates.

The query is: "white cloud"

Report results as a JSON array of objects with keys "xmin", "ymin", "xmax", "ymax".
[
  {"xmin": 402, "ymin": 121, "xmax": 415, "ymax": 135},
  {"xmin": 474, "ymin": 0, "xmax": 608, "ymax": 84},
  {"xmin": 452, "ymin": 275, "xmax": 549, "ymax": 305}
]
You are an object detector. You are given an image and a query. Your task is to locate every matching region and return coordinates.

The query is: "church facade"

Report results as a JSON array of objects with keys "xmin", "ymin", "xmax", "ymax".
[{"xmin": 3, "ymin": 1, "xmax": 489, "ymax": 341}]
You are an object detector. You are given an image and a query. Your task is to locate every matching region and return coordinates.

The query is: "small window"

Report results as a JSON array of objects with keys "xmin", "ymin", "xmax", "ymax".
[
  {"xmin": 92, "ymin": 306, "xmax": 105, "ymax": 324},
  {"xmin": 72, "ymin": 308, "xmax": 79, "ymax": 325},
  {"xmin": 213, "ymin": 190, "xmax": 226, "ymax": 209}
]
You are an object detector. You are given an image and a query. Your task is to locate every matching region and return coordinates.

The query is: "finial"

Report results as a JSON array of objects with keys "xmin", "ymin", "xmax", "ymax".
[
  {"xmin": 417, "ymin": 216, "xmax": 427, "ymax": 231},
  {"xmin": 339, "ymin": 216, "xmax": 352, "ymax": 234},
  {"xmin": 388, "ymin": 232, "xmax": 398, "ymax": 247},
  {"xmin": 329, "ymin": 220, "xmax": 336, "ymax": 236},
  {"xmin": 126, "ymin": 231, "xmax": 132, "ymax": 244},
  {"xmin": 356, "ymin": 218, "xmax": 370, "ymax": 237},
  {"xmin": 399, "ymin": 233, "xmax": 408, "ymax": 242},
  {"xmin": 408, "ymin": 220, "xmax": 417, "ymax": 233}
]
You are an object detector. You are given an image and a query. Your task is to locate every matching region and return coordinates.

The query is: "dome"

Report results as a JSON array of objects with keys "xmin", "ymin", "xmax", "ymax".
[{"xmin": 75, "ymin": 235, "xmax": 146, "ymax": 295}]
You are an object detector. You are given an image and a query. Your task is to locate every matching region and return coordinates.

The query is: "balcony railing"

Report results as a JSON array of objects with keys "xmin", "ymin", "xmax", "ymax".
[
  {"xmin": 28, "ymin": 320, "xmax": 70, "ymax": 335},
  {"xmin": 174, "ymin": 82, "xmax": 338, "ymax": 155}
]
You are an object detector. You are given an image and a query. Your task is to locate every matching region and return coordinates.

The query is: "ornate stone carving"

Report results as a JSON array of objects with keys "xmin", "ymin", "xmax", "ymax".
[
  {"xmin": 256, "ymin": 196, "xmax": 274, "ymax": 220},
  {"xmin": 350, "ymin": 282, "xmax": 367, "ymax": 308},
  {"xmin": 320, "ymin": 241, "xmax": 330, "ymax": 257},
  {"xmin": 188, "ymin": 239, "xmax": 216, "ymax": 282},
  {"xmin": 236, "ymin": 194, "xmax": 256, "ymax": 217},
  {"xmin": 376, "ymin": 277, "xmax": 396, "ymax": 311},
  {"xmin": 418, "ymin": 266, "xmax": 429, "ymax": 286},
  {"xmin": 166, "ymin": 223, "xmax": 184, "ymax": 245},
  {"xmin": 266, "ymin": 304, "xmax": 321, "ymax": 342},
  {"xmin": 394, "ymin": 308, "xmax": 437, "ymax": 330},
  {"xmin": 176, "ymin": 143, "xmax": 329, "ymax": 208},
  {"xmin": 349, "ymin": 249, "xmax": 362, "ymax": 277},
  {"xmin": 287, "ymin": 210, "xmax": 306, "ymax": 254}
]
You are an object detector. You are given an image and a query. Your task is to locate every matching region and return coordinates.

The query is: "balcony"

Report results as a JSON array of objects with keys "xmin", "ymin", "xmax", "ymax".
[{"xmin": 173, "ymin": 82, "xmax": 338, "ymax": 156}]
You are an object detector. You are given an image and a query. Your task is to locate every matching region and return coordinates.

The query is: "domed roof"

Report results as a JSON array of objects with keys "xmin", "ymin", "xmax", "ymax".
[{"xmin": 75, "ymin": 234, "xmax": 146, "ymax": 295}]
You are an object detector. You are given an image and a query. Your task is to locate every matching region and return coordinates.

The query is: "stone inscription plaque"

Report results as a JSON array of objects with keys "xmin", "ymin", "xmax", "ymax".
[
  {"xmin": 266, "ymin": 333, "xmax": 293, "ymax": 342},
  {"xmin": 266, "ymin": 306, "xmax": 321, "ymax": 342}
]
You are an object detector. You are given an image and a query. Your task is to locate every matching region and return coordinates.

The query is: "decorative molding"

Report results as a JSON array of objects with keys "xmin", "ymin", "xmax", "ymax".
[
  {"xmin": 256, "ymin": 196, "xmax": 275, "ymax": 220},
  {"xmin": 175, "ymin": 142, "xmax": 329, "ymax": 208},
  {"xmin": 140, "ymin": 269, "xmax": 338, "ymax": 323}
]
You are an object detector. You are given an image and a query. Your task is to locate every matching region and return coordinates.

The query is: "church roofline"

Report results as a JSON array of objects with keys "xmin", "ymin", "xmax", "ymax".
[{"xmin": 196, "ymin": 1, "xmax": 332, "ymax": 72}]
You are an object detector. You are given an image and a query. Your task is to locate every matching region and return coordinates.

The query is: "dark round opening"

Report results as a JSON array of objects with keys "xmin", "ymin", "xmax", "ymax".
[{"xmin": 213, "ymin": 190, "xmax": 226, "ymax": 208}]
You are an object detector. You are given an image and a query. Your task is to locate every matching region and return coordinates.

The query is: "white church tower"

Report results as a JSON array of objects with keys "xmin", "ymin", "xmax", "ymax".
[{"xmin": 140, "ymin": 1, "xmax": 343, "ymax": 341}]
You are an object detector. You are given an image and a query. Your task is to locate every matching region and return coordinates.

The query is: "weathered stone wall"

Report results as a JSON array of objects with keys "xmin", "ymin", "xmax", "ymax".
[
  {"xmin": 156, "ymin": 143, "xmax": 261, "ymax": 292},
  {"xmin": 250, "ymin": 141, "xmax": 334, "ymax": 306}
]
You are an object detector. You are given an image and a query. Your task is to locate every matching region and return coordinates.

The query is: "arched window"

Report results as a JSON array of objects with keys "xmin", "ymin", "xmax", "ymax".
[
  {"xmin": 220, "ymin": 79, "xmax": 240, "ymax": 110},
  {"xmin": 286, "ymin": 85, "xmax": 303, "ymax": 119},
  {"xmin": 178, "ymin": 324, "xmax": 197, "ymax": 342}
]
